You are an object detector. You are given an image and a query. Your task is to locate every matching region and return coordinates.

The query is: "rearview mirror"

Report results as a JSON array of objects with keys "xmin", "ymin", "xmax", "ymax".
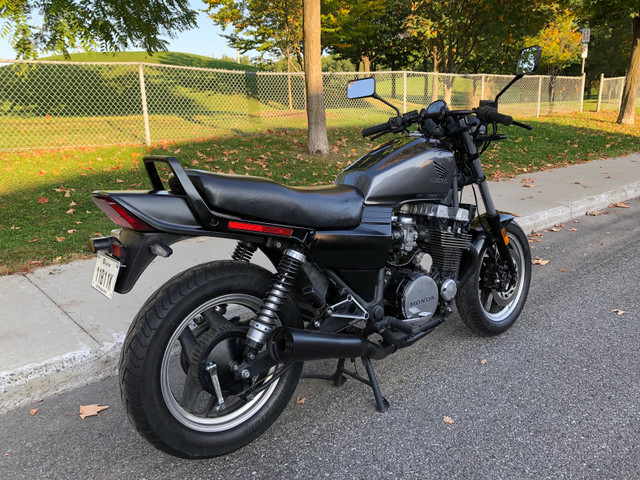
[
  {"xmin": 516, "ymin": 45, "xmax": 542, "ymax": 75},
  {"xmin": 347, "ymin": 77, "xmax": 376, "ymax": 99}
]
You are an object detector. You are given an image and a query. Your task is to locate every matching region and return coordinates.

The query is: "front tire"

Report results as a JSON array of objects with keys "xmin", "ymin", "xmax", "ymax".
[
  {"xmin": 119, "ymin": 261, "xmax": 303, "ymax": 458},
  {"xmin": 457, "ymin": 222, "xmax": 531, "ymax": 335}
]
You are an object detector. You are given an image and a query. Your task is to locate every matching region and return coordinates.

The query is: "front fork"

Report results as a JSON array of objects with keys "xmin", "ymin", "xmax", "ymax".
[{"xmin": 460, "ymin": 122, "xmax": 516, "ymax": 275}]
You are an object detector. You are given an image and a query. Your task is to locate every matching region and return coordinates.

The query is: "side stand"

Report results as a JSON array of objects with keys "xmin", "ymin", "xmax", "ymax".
[{"xmin": 301, "ymin": 357, "xmax": 389, "ymax": 413}]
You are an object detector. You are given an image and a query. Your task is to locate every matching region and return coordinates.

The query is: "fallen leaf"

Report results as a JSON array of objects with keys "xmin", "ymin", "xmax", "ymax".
[
  {"xmin": 443, "ymin": 416, "xmax": 455, "ymax": 424},
  {"xmin": 79, "ymin": 404, "xmax": 109, "ymax": 419},
  {"xmin": 66, "ymin": 208, "xmax": 75, "ymax": 214},
  {"xmin": 37, "ymin": 196, "xmax": 48, "ymax": 204},
  {"xmin": 296, "ymin": 396, "xmax": 306, "ymax": 404},
  {"xmin": 116, "ymin": 178, "xmax": 124, "ymax": 183},
  {"xmin": 28, "ymin": 237, "xmax": 38, "ymax": 243},
  {"xmin": 30, "ymin": 408, "xmax": 39, "ymax": 416},
  {"xmin": 55, "ymin": 236, "xmax": 65, "ymax": 242},
  {"xmin": 67, "ymin": 229, "xmax": 78, "ymax": 234},
  {"xmin": 609, "ymin": 201, "xmax": 629, "ymax": 208},
  {"xmin": 550, "ymin": 227, "xmax": 561, "ymax": 232},
  {"xmin": 521, "ymin": 178, "xmax": 535, "ymax": 183},
  {"xmin": 560, "ymin": 268, "xmax": 567, "ymax": 272},
  {"xmin": 611, "ymin": 309, "xmax": 627, "ymax": 315},
  {"xmin": 480, "ymin": 359, "xmax": 487, "ymax": 365},
  {"xmin": 568, "ymin": 228, "xmax": 578, "ymax": 231},
  {"xmin": 10, "ymin": 225, "xmax": 20, "ymax": 230},
  {"xmin": 554, "ymin": 223, "xmax": 565, "ymax": 228},
  {"xmin": 586, "ymin": 210, "xmax": 601, "ymax": 216},
  {"xmin": 69, "ymin": 201, "xmax": 77, "ymax": 207},
  {"xmin": 532, "ymin": 257, "xmax": 550, "ymax": 266}
]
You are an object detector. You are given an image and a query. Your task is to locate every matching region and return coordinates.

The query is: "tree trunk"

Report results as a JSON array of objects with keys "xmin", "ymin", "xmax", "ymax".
[
  {"xmin": 287, "ymin": 53, "xmax": 293, "ymax": 112},
  {"xmin": 303, "ymin": 0, "xmax": 329, "ymax": 154},
  {"xmin": 361, "ymin": 55, "xmax": 371, "ymax": 73},
  {"xmin": 618, "ymin": 16, "xmax": 640, "ymax": 125},
  {"xmin": 431, "ymin": 47, "xmax": 440, "ymax": 103}
]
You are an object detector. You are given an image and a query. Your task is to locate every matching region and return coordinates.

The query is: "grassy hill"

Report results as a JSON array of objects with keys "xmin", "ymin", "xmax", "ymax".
[{"xmin": 40, "ymin": 51, "xmax": 258, "ymax": 71}]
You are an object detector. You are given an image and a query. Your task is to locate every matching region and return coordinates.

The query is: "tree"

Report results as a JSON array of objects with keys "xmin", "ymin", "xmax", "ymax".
[
  {"xmin": 585, "ymin": 1, "xmax": 640, "ymax": 125},
  {"xmin": 303, "ymin": 0, "xmax": 328, "ymax": 154},
  {"xmin": 205, "ymin": 0, "xmax": 303, "ymax": 69},
  {"xmin": 526, "ymin": 10, "xmax": 581, "ymax": 76},
  {"xmin": 323, "ymin": 0, "xmax": 389, "ymax": 72},
  {"xmin": 0, "ymin": 0, "xmax": 196, "ymax": 59},
  {"xmin": 404, "ymin": 0, "xmax": 556, "ymax": 74}
]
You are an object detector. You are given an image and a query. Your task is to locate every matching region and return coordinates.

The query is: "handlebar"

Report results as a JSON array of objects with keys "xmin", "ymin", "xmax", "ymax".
[
  {"xmin": 362, "ymin": 121, "xmax": 391, "ymax": 137},
  {"xmin": 476, "ymin": 107, "xmax": 513, "ymax": 126}
]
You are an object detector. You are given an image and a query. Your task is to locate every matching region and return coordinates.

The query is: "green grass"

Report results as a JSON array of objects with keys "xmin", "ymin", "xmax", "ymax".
[
  {"xmin": 40, "ymin": 51, "xmax": 258, "ymax": 71},
  {"xmin": 1, "ymin": 110, "xmax": 639, "ymax": 275}
]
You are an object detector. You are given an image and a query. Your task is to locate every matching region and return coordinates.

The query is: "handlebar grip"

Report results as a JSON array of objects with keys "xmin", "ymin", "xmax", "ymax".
[
  {"xmin": 362, "ymin": 121, "xmax": 390, "ymax": 137},
  {"xmin": 478, "ymin": 107, "xmax": 513, "ymax": 126}
]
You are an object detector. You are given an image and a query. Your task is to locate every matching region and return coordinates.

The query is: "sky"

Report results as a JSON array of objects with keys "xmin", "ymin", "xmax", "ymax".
[{"xmin": 0, "ymin": 1, "xmax": 239, "ymax": 60}]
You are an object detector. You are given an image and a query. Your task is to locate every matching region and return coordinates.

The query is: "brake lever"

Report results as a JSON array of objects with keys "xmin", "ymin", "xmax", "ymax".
[{"xmin": 513, "ymin": 120, "xmax": 533, "ymax": 130}]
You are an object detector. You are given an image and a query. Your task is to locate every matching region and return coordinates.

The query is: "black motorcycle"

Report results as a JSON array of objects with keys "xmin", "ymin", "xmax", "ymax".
[{"xmin": 90, "ymin": 46, "xmax": 542, "ymax": 458}]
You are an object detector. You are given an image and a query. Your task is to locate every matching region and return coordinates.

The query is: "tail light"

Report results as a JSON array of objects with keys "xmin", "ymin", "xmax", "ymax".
[{"xmin": 93, "ymin": 197, "xmax": 157, "ymax": 232}]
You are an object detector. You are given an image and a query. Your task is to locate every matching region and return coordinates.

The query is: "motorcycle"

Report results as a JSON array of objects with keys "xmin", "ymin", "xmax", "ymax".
[{"xmin": 89, "ymin": 45, "xmax": 541, "ymax": 458}]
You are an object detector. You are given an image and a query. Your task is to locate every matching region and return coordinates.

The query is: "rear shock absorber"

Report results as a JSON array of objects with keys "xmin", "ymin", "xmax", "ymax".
[
  {"xmin": 232, "ymin": 240, "xmax": 258, "ymax": 262},
  {"xmin": 245, "ymin": 248, "xmax": 306, "ymax": 350}
]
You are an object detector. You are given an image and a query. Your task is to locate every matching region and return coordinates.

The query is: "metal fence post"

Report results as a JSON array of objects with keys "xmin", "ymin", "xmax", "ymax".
[
  {"xmin": 579, "ymin": 73, "xmax": 586, "ymax": 112},
  {"xmin": 536, "ymin": 76, "xmax": 542, "ymax": 118},
  {"xmin": 403, "ymin": 71, "xmax": 407, "ymax": 113},
  {"xmin": 138, "ymin": 64, "xmax": 151, "ymax": 146},
  {"xmin": 596, "ymin": 73, "xmax": 604, "ymax": 112},
  {"xmin": 618, "ymin": 77, "xmax": 625, "ymax": 109}
]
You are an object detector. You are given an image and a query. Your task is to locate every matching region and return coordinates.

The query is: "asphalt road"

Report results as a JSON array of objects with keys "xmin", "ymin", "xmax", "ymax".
[{"xmin": 1, "ymin": 200, "xmax": 639, "ymax": 480}]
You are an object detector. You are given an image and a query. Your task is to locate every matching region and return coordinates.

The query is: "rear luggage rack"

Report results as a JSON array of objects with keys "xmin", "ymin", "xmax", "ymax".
[{"xmin": 144, "ymin": 156, "xmax": 218, "ymax": 228}]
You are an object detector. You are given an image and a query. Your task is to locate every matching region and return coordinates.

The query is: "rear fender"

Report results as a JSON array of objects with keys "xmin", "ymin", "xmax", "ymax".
[{"xmin": 92, "ymin": 229, "xmax": 189, "ymax": 294}]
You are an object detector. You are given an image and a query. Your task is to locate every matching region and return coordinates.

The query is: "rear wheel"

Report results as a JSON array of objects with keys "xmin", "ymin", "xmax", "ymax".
[
  {"xmin": 457, "ymin": 222, "xmax": 531, "ymax": 335},
  {"xmin": 119, "ymin": 261, "xmax": 302, "ymax": 458}
]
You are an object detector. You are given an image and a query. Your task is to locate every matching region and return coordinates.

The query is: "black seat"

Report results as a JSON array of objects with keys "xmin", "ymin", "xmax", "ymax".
[{"xmin": 174, "ymin": 170, "xmax": 364, "ymax": 229}]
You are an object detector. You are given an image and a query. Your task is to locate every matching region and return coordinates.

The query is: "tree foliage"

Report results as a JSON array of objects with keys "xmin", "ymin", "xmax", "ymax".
[
  {"xmin": 526, "ymin": 9, "xmax": 581, "ymax": 75},
  {"xmin": 0, "ymin": 0, "xmax": 196, "ymax": 59},
  {"xmin": 404, "ymin": 0, "xmax": 556, "ymax": 74},
  {"xmin": 205, "ymin": 0, "xmax": 304, "ymax": 70}
]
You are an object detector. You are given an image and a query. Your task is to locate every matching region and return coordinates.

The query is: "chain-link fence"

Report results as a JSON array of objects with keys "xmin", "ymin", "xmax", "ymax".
[
  {"xmin": 596, "ymin": 75, "xmax": 640, "ymax": 112},
  {"xmin": 0, "ymin": 59, "xmax": 585, "ymax": 151}
]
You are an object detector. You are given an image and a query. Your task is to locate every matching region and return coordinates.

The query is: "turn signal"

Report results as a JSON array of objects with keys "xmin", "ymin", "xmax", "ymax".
[{"xmin": 501, "ymin": 227, "xmax": 509, "ymax": 246}]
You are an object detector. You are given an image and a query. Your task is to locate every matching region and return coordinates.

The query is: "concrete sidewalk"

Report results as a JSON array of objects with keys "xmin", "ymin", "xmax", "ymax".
[{"xmin": 2, "ymin": 154, "xmax": 640, "ymax": 413}]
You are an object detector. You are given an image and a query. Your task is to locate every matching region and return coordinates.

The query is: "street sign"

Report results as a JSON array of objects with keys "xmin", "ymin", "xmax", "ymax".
[
  {"xmin": 582, "ymin": 43, "xmax": 588, "ymax": 59},
  {"xmin": 582, "ymin": 28, "xmax": 591, "ymax": 44}
]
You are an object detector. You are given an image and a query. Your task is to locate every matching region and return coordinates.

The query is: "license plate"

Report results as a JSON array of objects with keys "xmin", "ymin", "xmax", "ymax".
[{"xmin": 91, "ymin": 253, "xmax": 120, "ymax": 299}]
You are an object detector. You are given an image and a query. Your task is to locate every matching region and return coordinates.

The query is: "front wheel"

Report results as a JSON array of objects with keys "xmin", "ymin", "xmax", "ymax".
[
  {"xmin": 457, "ymin": 222, "xmax": 531, "ymax": 335},
  {"xmin": 119, "ymin": 261, "xmax": 303, "ymax": 458}
]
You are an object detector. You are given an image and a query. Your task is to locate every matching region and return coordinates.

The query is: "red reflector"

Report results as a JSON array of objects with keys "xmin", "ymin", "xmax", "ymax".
[
  {"xmin": 111, "ymin": 242, "xmax": 123, "ymax": 259},
  {"xmin": 93, "ymin": 197, "xmax": 157, "ymax": 232},
  {"xmin": 228, "ymin": 221, "xmax": 293, "ymax": 237}
]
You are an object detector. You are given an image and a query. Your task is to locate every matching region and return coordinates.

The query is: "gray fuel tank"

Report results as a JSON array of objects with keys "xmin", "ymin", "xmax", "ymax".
[{"xmin": 335, "ymin": 136, "xmax": 455, "ymax": 205}]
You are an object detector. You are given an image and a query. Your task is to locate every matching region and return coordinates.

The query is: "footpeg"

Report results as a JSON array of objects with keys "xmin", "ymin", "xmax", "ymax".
[{"xmin": 380, "ymin": 317, "xmax": 419, "ymax": 336}]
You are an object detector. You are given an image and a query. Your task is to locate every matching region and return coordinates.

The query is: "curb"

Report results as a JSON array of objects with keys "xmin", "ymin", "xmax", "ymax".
[
  {"xmin": 2, "ymin": 182, "xmax": 640, "ymax": 414},
  {"xmin": 0, "ymin": 340, "xmax": 122, "ymax": 414},
  {"xmin": 516, "ymin": 181, "xmax": 640, "ymax": 233}
]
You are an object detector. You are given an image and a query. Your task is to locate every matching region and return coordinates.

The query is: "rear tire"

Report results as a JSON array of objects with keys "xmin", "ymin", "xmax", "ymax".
[
  {"xmin": 457, "ymin": 222, "xmax": 531, "ymax": 335},
  {"xmin": 119, "ymin": 260, "xmax": 302, "ymax": 458}
]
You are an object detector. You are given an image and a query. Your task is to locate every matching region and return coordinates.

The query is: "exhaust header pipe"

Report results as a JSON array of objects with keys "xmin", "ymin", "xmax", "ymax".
[{"xmin": 267, "ymin": 327, "xmax": 394, "ymax": 363}]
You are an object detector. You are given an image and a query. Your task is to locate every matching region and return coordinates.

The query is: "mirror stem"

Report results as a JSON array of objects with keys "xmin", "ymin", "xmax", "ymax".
[
  {"xmin": 373, "ymin": 93, "xmax": 402, "ymax": 117},
  {"xmin": 494, "ymin": 74, "xmax": 523, "ymax": 104}
]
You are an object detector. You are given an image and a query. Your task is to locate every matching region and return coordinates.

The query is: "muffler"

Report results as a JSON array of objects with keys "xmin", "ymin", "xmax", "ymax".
[{"xmin": 267, "ymin": 327, "xmax": 394, "ymax": 363}]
